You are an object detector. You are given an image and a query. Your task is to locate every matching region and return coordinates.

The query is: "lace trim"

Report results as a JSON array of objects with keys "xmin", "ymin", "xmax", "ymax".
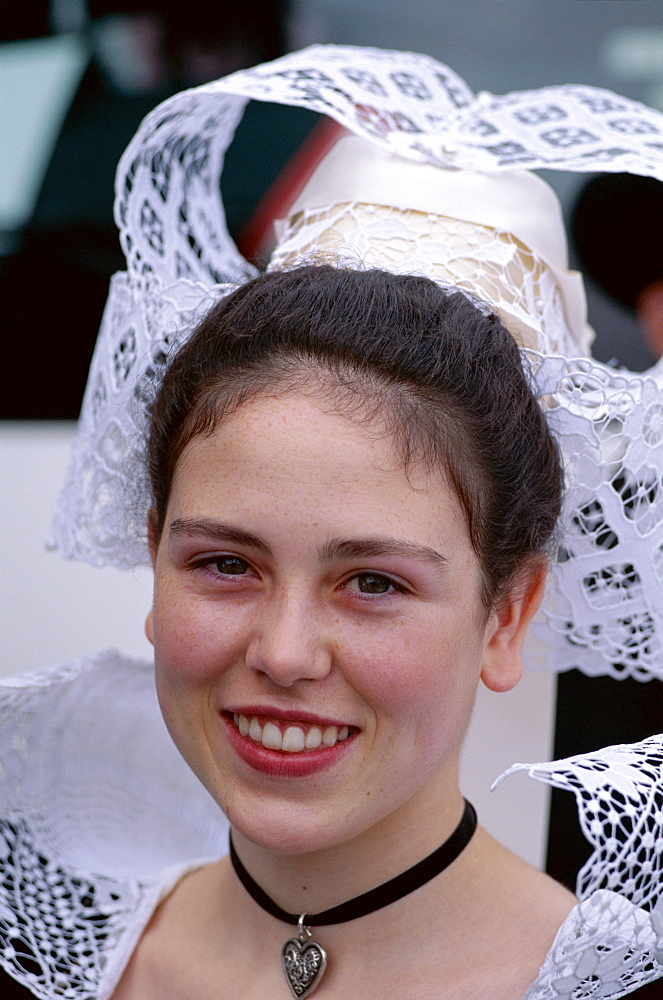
[
  {"xmin": 0, "ymin": 818, "xmax": 142, "ymax": 1000},
  {"xmin": 525, "ymin": 892, "xmax": 663, "ymax": 1000},
  {"xmin": 528, "ymin": 356, "xmax": 663, "ymax": 680},
  {"xmin": 501, "ymin": 736, "xmax": 663, "ymax": 997},
  {"xmin": 269, "ymin": 203, "xmax": 579, "ymax": 355},
  {"xmin": 0, "ymin": 653, "xmax": 228, "ymax": 998},
  {"xmin": 48, "ymin": 44, "xmax": 663, "ymax": 684}
]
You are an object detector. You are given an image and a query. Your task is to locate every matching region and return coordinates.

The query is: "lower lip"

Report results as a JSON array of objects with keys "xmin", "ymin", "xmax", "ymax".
[{"xmin": 222, "ymin": 716, "xmax": 355, "ymax": 778}]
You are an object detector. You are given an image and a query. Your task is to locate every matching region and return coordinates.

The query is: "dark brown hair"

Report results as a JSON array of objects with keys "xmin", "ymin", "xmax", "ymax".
[{"xmin": 148, "ymin": 265, "xmax": 562, "ymax": 607}]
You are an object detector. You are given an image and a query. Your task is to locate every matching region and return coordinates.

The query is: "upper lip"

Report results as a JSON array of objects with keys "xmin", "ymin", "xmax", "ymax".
[{"xmin": 223, "ymin": 705, "xmax": 355, "ymax": 727}]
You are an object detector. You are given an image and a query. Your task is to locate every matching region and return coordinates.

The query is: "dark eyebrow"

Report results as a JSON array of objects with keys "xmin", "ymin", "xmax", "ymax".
[
  {"xmin": 168, "ymin": 518, "xmax": 272, "ymax": 556},
  {"xmin": 168, "ymin": 521, "xmax": 446, "ymax": 570},
  {"xmin": 320, "ymin": 537, "xmax": 447, "ymax": 570}
]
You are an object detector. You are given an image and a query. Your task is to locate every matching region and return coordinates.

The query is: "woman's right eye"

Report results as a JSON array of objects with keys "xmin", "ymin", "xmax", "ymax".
[
  {"xmin": 210, "ymin": 555, "xmax": 251, "ymax": 576},
  {"xmin": 191, "ymin": 554, "xmax": 253, "ymax": 578}
]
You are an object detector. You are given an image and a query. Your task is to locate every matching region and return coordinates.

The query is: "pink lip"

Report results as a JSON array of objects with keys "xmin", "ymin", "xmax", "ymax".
[
  {"xmin": 224, "ymin": 704, "xmax": 351, "ymax": 727},
  {"xmin": 222, "ymin": 715, "xmax": 356, "ymax": 778}
]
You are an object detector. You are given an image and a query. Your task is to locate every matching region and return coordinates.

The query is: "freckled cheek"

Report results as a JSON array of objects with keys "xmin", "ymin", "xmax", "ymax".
[
  {"xmin": 347, "ymin": 645, "xmax": 448, "ymax": 719},
  {"xmin": 151, "ymin": 601, "xmax": 249, "ymax": 686},
  {"xmin": 347, "ymin": 630, "xmax": 475, "ymax": 739}
]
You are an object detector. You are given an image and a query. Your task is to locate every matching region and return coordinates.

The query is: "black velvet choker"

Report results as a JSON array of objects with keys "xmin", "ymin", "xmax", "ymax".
[{"xmin": 229, "ymin": 798, "xmax": 477, "ymax": 998}]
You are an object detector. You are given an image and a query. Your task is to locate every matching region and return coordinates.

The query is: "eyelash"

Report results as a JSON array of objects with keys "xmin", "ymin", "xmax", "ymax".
[{"xmin": 190, "ymin": 557, "xmax": 408, "ymax": 599}]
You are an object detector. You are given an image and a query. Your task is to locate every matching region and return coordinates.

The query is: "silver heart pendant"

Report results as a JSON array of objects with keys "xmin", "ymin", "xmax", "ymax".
[{"xmin": 282, "ymin": 932, "xmax": 327, "ymax": 999}]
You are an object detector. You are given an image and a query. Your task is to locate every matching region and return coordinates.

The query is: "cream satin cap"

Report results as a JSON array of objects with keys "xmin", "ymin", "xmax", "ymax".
[{"xmin": 281, "ymin": 135, "xmax": 593, "ymax": 354}]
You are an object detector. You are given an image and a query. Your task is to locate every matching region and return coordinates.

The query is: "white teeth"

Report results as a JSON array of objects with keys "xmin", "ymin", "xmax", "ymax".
[
  {"xmin": 282, "ymin": 726, "xmax": 306, "ymax": 753},
  {"xmin": 261, "ymin": 722, "xmax": 282, "ymax": 750},
  {"xmin": 235, "ymin": 715, "xmax": 351, "ymax": 752},
  {"xmin": 305, "ymin": 726, "xmax": 322, "ymax": 749}
]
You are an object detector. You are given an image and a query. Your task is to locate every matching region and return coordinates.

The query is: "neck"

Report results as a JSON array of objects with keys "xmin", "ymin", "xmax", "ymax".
[{"xmin": 229, "ymin": 786, "xmax": 467, "ymax": 918}]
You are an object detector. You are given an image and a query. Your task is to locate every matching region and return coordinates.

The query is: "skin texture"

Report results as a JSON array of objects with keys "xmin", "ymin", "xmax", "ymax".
[{"xmin": 113, "ymin": 390, "xmax": 573, "ymax": 999}]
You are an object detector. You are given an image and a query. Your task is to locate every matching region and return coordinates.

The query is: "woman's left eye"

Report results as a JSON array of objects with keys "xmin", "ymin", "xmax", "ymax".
[{"xmin": 345, "ymin": 573, "xmax": 404, "ymax": 596}]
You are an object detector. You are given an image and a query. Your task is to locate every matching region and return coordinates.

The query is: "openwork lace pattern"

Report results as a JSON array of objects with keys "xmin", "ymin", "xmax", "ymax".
[
  {"xmin": 50, "ymin": 273, "xmax": 233, "ymax": 568},
  {"xmin": 109, "ymin": 45, "xmax": 663, "ymax": 291},
  {"xmin": 269, "ymin": 202, "xmax": 578, "ymax": 354},
  {"xmin": 0, "ymin": 819, "xmax": 140, "ymax": 999},
  {"xmin": 528, "ymin": 356, "xmax": 663, "ymax": 680},
  {"xmin": 499, "ymin": 737, "xmax": 663, "ymax": 998},
  {"xmin": 0, "ymin": 654, "xmax": 228, "ymax": 999},
  {"xmin": 48, "ymin": 44, "xmax": 663, "ymax": 682}
]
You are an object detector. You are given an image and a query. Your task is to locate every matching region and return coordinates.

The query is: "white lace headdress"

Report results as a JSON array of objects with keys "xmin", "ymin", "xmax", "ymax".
[{"xmin": 48, "ymin": 44, "xmax": 663, "ymax": 681}]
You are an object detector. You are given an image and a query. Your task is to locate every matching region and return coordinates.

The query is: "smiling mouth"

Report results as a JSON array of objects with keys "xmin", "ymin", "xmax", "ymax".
[{"xmin": 230, "ymin": 714, "xmax": 352, "ymax": 753}]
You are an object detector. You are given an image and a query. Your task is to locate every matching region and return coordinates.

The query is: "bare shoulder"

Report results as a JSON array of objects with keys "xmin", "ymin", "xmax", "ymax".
[
  {"xmin": 110, "ymin": 859, "xmax": 291, "ymax": 1000},
  {"xmin": 456, "ymin": 827, "xmax": 576, "ymax": 1000},
  {"xmin": 111, "ymin": 863, "xmax": 231, "ymax": 1000}
]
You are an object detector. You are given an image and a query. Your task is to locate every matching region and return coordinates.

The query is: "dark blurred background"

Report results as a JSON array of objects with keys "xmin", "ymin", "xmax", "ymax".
[{"xmin": 1, "ymin": 6, "xmax": 662, "ymax": 997}]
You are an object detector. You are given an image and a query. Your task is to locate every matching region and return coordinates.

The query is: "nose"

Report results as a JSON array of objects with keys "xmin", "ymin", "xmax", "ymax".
[{"xmin": 245, "ymin": 589, "xmax": 333, "ymax": 687}]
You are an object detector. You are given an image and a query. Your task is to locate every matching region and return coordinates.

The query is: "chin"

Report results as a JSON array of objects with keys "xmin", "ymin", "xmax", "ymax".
[{"xmin": 222, "ymin": 793, "xmax": 359, "ymax": 855}]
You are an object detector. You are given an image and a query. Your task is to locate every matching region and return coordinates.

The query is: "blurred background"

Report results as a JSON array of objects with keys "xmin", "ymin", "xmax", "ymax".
[{"xmin": 2, "ymin": 0, "xmax": 662, "ymax": 918}]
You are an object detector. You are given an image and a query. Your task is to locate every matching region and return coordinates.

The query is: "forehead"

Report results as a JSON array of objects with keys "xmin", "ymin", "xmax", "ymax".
[{"xmin": 168, "ymin": 392, "xmax": 472, "ymax": 554}]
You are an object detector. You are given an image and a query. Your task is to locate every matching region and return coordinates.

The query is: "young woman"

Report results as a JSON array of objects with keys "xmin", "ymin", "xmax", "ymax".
[
  {"xmin": 105, "ymin": 264, "xmax": 576, "ymax": 999},
  {"xmin": 1, "ymin": 45, "xmax": 661, "ymax": 1000}
]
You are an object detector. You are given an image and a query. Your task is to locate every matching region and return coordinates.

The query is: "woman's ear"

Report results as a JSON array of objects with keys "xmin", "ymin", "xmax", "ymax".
[
  {"xmin": 145, "ymin": 608, "xmax": 154, "ymax": 646},
  {"xmin": 480, "ymin": 562, "xmax": 547, "ymax": 693}
]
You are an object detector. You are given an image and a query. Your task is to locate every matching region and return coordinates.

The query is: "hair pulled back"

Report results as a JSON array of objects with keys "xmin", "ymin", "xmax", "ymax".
[{"xmin": 148, "ymin": 265, "xmax": 562, "ymax": 608}]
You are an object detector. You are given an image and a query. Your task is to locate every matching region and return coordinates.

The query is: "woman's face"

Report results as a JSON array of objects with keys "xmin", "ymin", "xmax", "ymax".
[{"xmin": 148, "ymin": 391, "xmax": 525, "ymax": 855}]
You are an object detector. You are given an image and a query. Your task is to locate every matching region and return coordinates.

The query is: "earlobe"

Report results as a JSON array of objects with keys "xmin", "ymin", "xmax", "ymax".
[
  {"xmin": 480, "ymin": 563, "xmax": 547, "ymax": 693},
  {"xmin": 145, "ymin": 609, "xmax": 154, "ymax": 646}
]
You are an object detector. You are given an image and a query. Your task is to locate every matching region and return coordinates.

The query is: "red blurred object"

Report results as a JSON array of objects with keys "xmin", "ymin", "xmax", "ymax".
[{"xmin": 236, "ymin": 117, "xmax": 346, "ymax": 263}]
